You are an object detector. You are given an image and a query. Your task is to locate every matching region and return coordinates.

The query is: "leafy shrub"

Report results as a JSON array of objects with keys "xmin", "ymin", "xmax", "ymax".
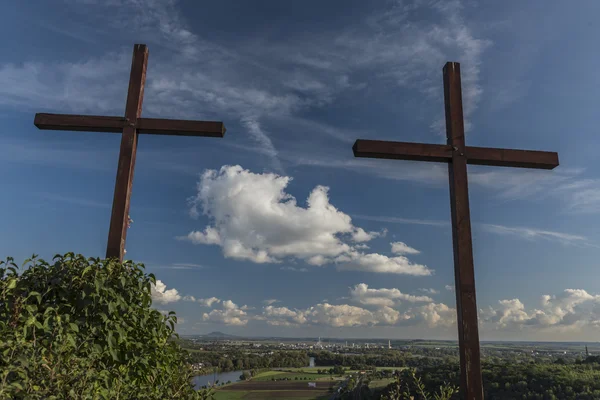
[
  {"xmin": 0, "ymin": 253, "xmax": 212, "ymax": 399},
  {"xmin": 380, "ymin": 369, "xmax": 458, "ymax": 400}
]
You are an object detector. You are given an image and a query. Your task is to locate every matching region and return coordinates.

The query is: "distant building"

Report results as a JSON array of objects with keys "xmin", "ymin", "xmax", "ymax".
[
  {"xmin": 388, "ymin": 340, "xmax": 391, "ymax": 349},
  {"xmin": 308, "ymin": 382, "xmax": 317, "ymax": 388}
]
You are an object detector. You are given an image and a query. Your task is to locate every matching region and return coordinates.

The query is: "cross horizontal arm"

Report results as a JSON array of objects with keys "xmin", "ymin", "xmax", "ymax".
[
  {"xmin": 34, "ymin": 113, "xmax": 226, "ymax": 137},
  {"xmin": 137, "ymin": 118, "xmax": 225, "ymax": 137},
  {"xmin": 353, "ymin": 139, "xmax": 452, "ymax": 162},
  {"xmin": 34, "ymin": 113, "xmax": 124, "ymax": 133},
  {"xmin": 466, "ymin": 146, "xmax": 558, "ymax": 169},
  {"xmin": 353, "ymin": 139, "xmax": 559, "ymax": 170}
]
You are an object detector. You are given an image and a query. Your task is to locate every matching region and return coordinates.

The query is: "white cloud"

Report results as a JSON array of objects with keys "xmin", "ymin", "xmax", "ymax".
[
  {"xmin": 183, "ymin": 295, "xmax": 221, "ymax": 307},
  {"xmin": 352, "ymin": 228, "xmax": 386, "ymax": 243},
  {"xmin": 390, "ymin": 241, "xmax": 421, "ymax": 255},
  {"xmin": 445, "ymin": 284, "xmax": 455, "ymax": 292},
  {"xmin": 480, "ymin": 289, "xmax": 600, "ymax": 332},
  {"xmin": 181, "ymin": 165, "xmax": 432, "ymax": 275},
  {"xmin": 335, "ymin": 251, "xmax": 431, "ymax": 276},
  {"xmin": 413, "ymin": 302, "xmax": 456, "ymax": 328},
  {"xmin": 349, "ymin": 283, "xmax": 433, "ymax": 307},
  {"xmin": 419, "ymin": 288, "xmax": 440, "ymax": 295},
  {"xmin": 263, "ymin": 299, "xmax": 280, "ymax": 306},
  {"xmin": 182, "ymin": 227, "xmax": 221, "ymax": 245},
  {"xmin": 203, "ymin": 300, "xmax": 248, "ymax": 326},
  {"xmin": 256, "ymin": 284, "xmax": 451, "ymax": 328},
  {"xmin": 199, "ymin": 297, "xmax": 221, "ymax": 307},
  {"xmin": 261, "ymin": 305, "xmax": 308, "ymax": 326},
  {"xmin": 150, "ymin": 280, "xmax": 182, "ymax": 304},
  {"xmin": 305, "ymin": 303, "xmax": 395, "ymax": 327}
]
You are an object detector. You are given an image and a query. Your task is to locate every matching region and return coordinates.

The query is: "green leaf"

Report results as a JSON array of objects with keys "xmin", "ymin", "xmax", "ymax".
[
  {"xmin": 28, "ymin": 290, "xmax": 42, "ymax": 304},
  {"xmin": 69, "ymin": 322, "xmax": 79, "ymax": 332},
  {"xmin": 7, "ymin": 278, "xmax": 17, "ymax": 289}
]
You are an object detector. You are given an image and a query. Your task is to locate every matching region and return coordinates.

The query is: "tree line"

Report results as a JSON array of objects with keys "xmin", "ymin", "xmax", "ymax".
[{"xmin": 187, "ymin": 349, "xmax": 309, "ymax": 372}]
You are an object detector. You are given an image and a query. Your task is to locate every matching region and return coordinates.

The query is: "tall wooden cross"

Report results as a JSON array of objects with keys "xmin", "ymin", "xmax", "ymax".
[
  {"xmin": 34, "ymin": 44, "xmax": 226, "ymax": 263},
  {"xmin": 352, "ymin": 62, "xmax": 559, "ymax": 399}
]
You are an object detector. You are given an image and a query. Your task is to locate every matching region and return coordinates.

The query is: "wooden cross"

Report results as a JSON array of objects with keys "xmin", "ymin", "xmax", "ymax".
[
  {"xmin": 352, "ymin": 62, "xmax": 559, "ymax": 399},
  {"xmin": 34, "ymin": 44, "xmax": 226, "ymax": 263}
]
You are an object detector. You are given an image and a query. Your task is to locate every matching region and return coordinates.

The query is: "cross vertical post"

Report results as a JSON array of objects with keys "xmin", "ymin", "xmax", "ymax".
[
  {"xmin": 351, "ymin": 61, "xmax": 559, "ymax": 399},
  {"xmin": 106, "ymin": 44, "xmax": 148, "ymax": 261},
  {"xmin": 444, "ymin": 62, "xmax": 483, "ymax": 400},
  {"xmin": 34, "ymin": 44, "xmax": 227, "ymax": 264}
]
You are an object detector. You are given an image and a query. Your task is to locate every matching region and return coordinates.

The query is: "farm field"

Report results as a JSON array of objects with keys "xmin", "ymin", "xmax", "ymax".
[
  {"xmin": 252, "ymin": 371, "xmax": 333, "ymax": 381},
  {"xmin": 213, "ymin": 380, "xmax": 336, "ymax": 400}
]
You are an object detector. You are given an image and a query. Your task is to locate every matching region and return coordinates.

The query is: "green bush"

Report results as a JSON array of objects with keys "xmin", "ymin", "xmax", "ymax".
[{"xmin": 0, "ymin": 253, "xmax": 212, "ymax": 399}]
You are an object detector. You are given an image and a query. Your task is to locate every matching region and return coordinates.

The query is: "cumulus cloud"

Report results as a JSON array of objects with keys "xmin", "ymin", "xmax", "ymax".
[
  {"xmin": 183, "ymin": 227, "xmax": 221, "ymax": 245},
  {"xmin": 257, "ymin": 283, "xmax": 450, "ymax": 328},
  {"xmin": 203, "ymin": 300, "xmax": 249, "ymax": 326},
  {"xmin": 151, "ymin": 280, "xmax": 182, "ymax": 304},
  {"xmin": 261, "ymin": 305, "xmax": 308, "ymax": 326},
  {"xmin": 257, "ymin": 299, "xmax": 453, "ymax": 328},
  {"xmin": 352, "ymin": 228, "xmax": 386, "ymax": 243},
  {"xmin": 183, "ymin": 295, "xmax": 221, "ymax": 307},
  {"xmin": 305, "ymin": 303, "xmax": 401, "ymax": 327},
  {"xmin": 349, "ymin": 283, "xmax": 433, "ymax": 307},
  {"xmin": 335, "ymin": 251, "xmax": 431, "ymax": 275},
  {"xmin": 480, "ymin": 289, "xmax": 600, "ymax": 331},
  {"xmin": 180, "ymin": 165, "xmax": 432, "ymax": 275},
  {"xmin": 390, "ymin": 242, "xmax": 421, "ymax": 255},
  {"xmin": 199, "ymin": 297, "xmax": 221, "ymax": 307},
  {"xmin": 413, "ymin": 302, "xmax": 456, "ymax": 328}
]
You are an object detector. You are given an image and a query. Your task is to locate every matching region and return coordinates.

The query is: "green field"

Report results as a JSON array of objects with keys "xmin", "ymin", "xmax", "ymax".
[
  {"xmin": 252, "ymin": 369, "xmax": 340, "ymax": 382},
  {"xmin": 213, "ymin": 380, "xmax": 336, "ymax": 400},
  {"xmin": 369, "ymin": 378, "xmax": 395, "ymax": 389}
]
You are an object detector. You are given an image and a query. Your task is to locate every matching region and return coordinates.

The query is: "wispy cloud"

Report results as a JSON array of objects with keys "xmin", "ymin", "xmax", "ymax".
[
  {"xmin": 36, "ymin": 192, "xmax": 110, "ymax": 209},
  {"xmin": 1, "ymin": 0, "xmax": 494, "ymax": 176},
  {"xmin": 169, "ymin": 263, "xmax": 206, "ymax": 270},
  {"xmin": 479, "ymin": 224, "xmax": 595, "ymax": 248},
  {"xmin": 352, "ymin": 214, "xmax": 448, "ymax": 227},
  {"xmin": 352, "ymin": 213, "xmax": 592, "ymax": 247}
]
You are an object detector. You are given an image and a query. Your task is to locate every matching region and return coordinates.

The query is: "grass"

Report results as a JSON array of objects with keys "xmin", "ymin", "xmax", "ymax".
[
  {"xmin": 253, "ymin": 370, "xmax": 287, "ymax": 378},
  {"xmin": 369, "ymin": 378, "xmax": 395, "ymax": 389}
]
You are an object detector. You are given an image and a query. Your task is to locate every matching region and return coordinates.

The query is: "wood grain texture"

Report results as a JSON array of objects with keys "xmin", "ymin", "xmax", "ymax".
[
  {"xmin": 444, "ymin": 61, "xmax": 484, "ymax": 400},
  {"xmin": 34, "ymin": 113, "xmax": 125, "ymax": 133},
  {"xmin": 137, "ymin": 118, "xmax": 226, "ymax": 137},
  {"xmin": 106, "ymin": 44, "xmax": 148, "ymax": 262},
  {"xmin": 353, "ymin": 140, "xmax": 452, "ymax": 162}
]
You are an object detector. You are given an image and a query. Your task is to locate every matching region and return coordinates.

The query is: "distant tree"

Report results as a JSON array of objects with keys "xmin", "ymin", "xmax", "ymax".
[{"xmin": 239, "ymin": 371, "xmax": 252, "ymax": 381}]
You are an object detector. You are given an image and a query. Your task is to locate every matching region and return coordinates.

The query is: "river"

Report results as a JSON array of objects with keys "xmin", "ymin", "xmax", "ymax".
[
  {"xmin": 193, "ymin": 357, "xmax": 316, "ymax": 389},
  {"xmin": 192, "ymin": 370, "xmax": 244, "ymax": 389}
]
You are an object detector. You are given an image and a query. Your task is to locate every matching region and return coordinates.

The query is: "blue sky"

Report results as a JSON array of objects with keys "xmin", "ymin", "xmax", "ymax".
[{"xmin": 2, "ymin": 0, "xmax": 600, "ymax": 341}]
